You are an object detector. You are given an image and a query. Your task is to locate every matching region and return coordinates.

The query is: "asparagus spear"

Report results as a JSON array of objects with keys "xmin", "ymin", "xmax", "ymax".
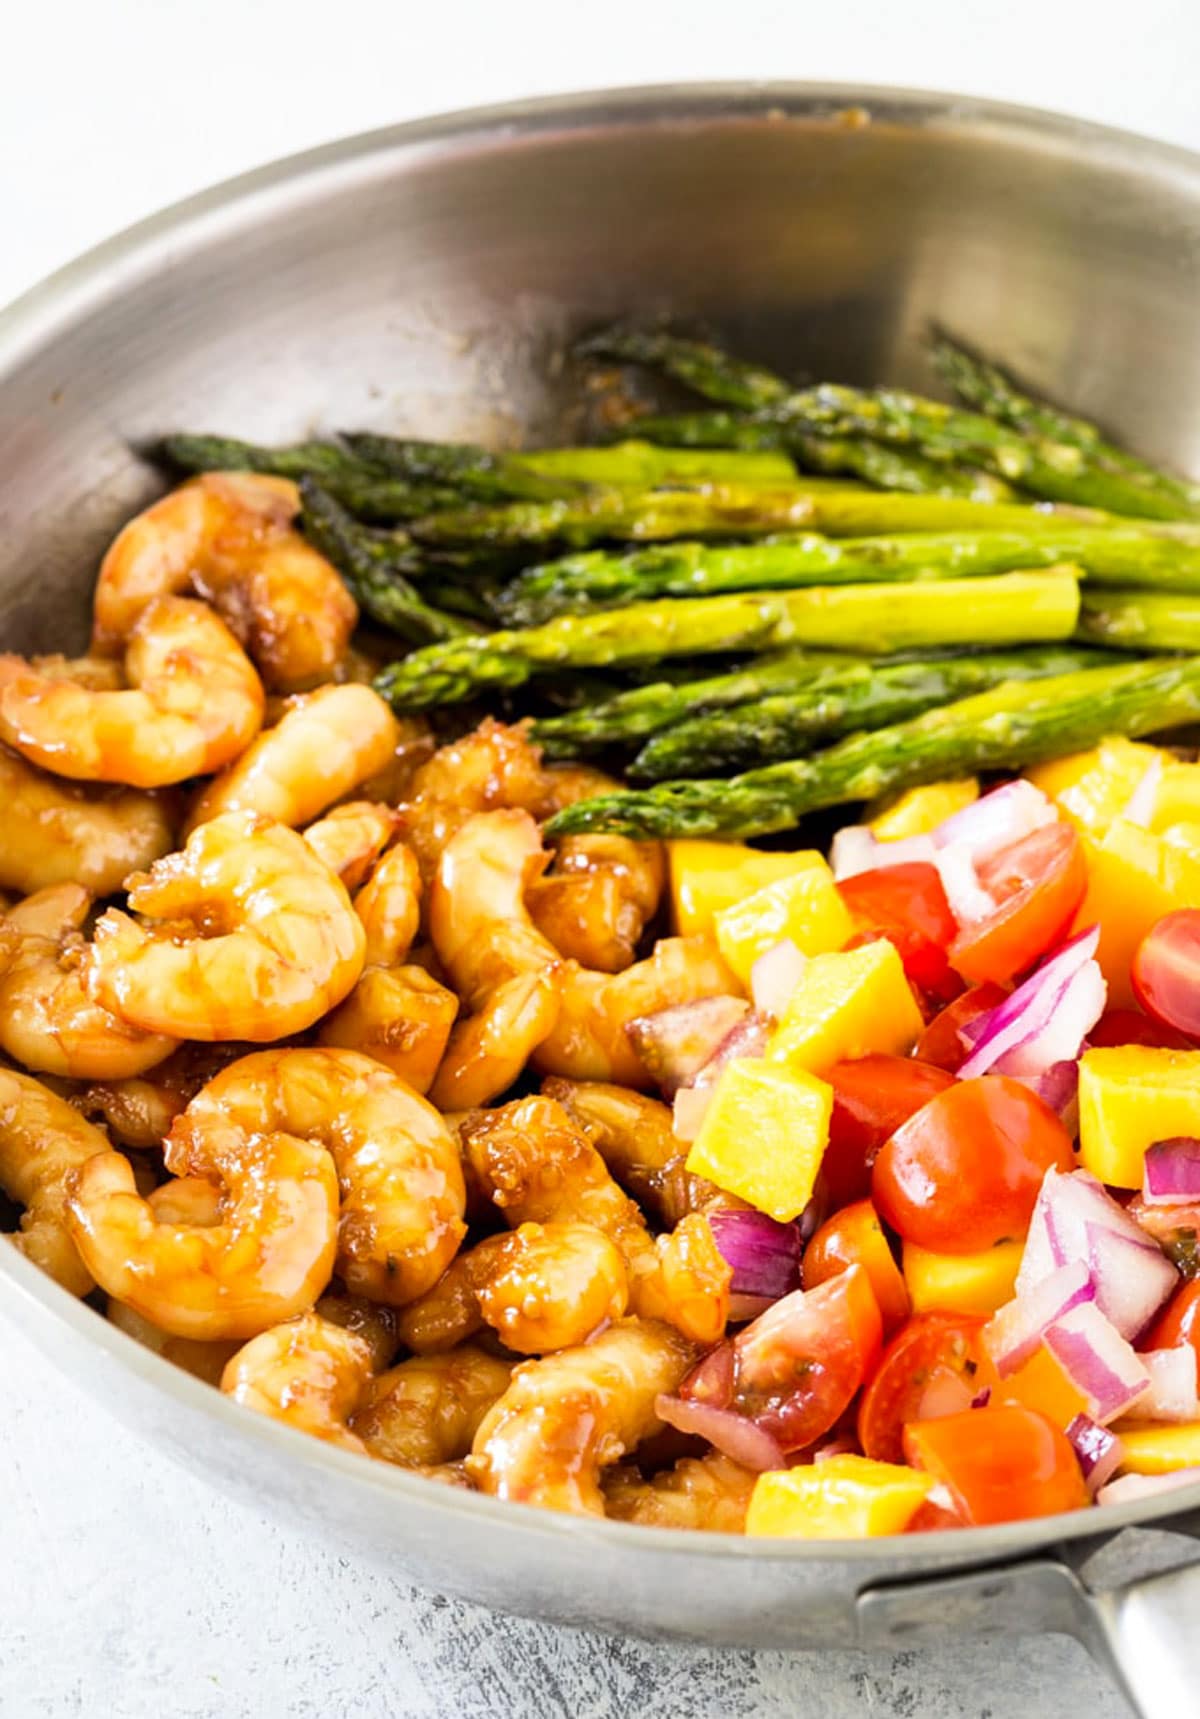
[
  {"xmin": 577, "ymin": 328, "xmax": 791, "ymax": 411},
  {"xmin": 299, "ymin": 481, "xmax": 477, "ymax": 644},
  {"xmin": 545, "ymin": 657, "xmax": 1200, "ymax": 840},
  {"xmin": 373, "ymin": 570, "xmax": 1081, "ymax": 710},
  {"xmin": 498, "ymin": 525, "xmax": 1200, "ymax": 627},
  {"xmin": 346, "ymin": 433, "xmax": 795, "ymax": 490},
  {"xmin": 1077, "ymin": 588, "xmax": 1200, "ymax": 653},
  {"xmin": 630, "ymin": 645, "xmax": 1111, "ymax": 779},
  {"xmin": 162, "ymin": 433, "xmax": 461, "ymax": 521}
]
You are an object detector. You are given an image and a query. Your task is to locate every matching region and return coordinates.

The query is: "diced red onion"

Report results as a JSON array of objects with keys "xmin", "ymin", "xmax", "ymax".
[
  {"xmin": 1084, "ymin": 1221, "xmax": 1180, "ymax": 1342},
  {"xmin": 1097, "ymin": 1469, "xmax": 1200, "ymax": 1507},
  {"xmin": 957, "ymin": 928, "xmax": 1103, "ymax": 1080},
  {"xmin": 673, "ymin": 1085, "xmax": 714, "ymax": 1143},
  {"xmin": 628, "ymin": 995, "xmax": 751, "ymax": 1098},
  {"xmin": 970, "ymin": 1386, "xmax": 992, "ymax": 1409},
  {"xmin": 934, "ymin": 779, "xmax": 1057, "ymax": 862},
  {"xmin": 654, "ymin": 1394, "xmax": 785, "ymax": 1472},
  {"xmin": 1143, "ymin": 1137, "xmax": 1200, "ymax": 1206},
  {"xmin": 1123, "ymin": 755, "xmax": 1163, "ymax": 828},
  {"xmin": 1020, "ymin": 1058, "xmax": 1081, "ymax": 1128},
  {"xmin": 1138, "ymin": 1345, "xmax": 1200, "ymax": 1421},
  {"xmin": 708, "ymin": 1208, "xmax": 802, "ymax": 1301},
  {"xmin": 750, "ymin": 939, "xmax": 807, "ymax": 1022},
  {"xmin": 933, "ymin": 842, "xmax": 998, "ymax": 928},
  {"xmin": 670, "ymin": 1014, "xmax": 770, "ymax": 1141},
  {"xmin": 982, "ymin": 1261, "xmax": 1095, "ymax": 1376},
  {"xmin": 1065, "ymin": 1413, "xmax": 1125, "ymax": 1495},
  {"xmin": 1043, "ymin": 1303, "xmax": 1151, "ymax": 1424},
  {"xmin": 830, "ymin": 824, "xmax": 937, "ymax": 880}
]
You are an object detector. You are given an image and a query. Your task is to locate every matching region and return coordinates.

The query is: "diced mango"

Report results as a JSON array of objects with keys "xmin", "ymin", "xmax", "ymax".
[
  {"xmin": 1078, "ymin": 1046, "xmax": 1200, "ymax": 1188},
  {"xmin": 868, "ymin": 779, "xmax": 979, "ymax": 840},
  {"xmin": 765, "ymin": 941, "xmax": 924, "ymax": 1078},
  {"xmin": 668, "ymin": 841, "xmax": 825, "ymax": 937},
  {"xmin": 685, "ymin": 1057, "xmax": 831, "ymax": 1222},
  {"xmin": 1152, "ymin": 760, "xmax": 1200, "ymax": 832},
  {"xmin": 713, "ymin": 861, "xmax": 854, "ymax": 987},
  {"xmin": 1030, "ymin": 737, "xmax": 1160, "ymax": 834},
  {"xmin": 746, "ymin": 1455, "xmax": 934, "ymax": 1538},
  {"xmin": 1160, "ymin": 821, "xmax": 1200, "ymax": 859},
  {"xmin": 999, "ymin": 1342, "xmax": 1090, "ymax": 1430},
  {"xmin": 903, "ymin": 1240, "xmax": 1023, "ymax": 1317},
  {"xmin": 1075, "ymin": 818, "xmax": 1200, "ymax": 1008},
  {"xmin": 1111, "ymin": 1420, "xmax": 1200, "ymax": 1474}
]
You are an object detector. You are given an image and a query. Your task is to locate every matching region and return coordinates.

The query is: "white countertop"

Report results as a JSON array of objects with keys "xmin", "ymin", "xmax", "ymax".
[{"xmin": 3, "ymin": 4, "xmax": 1199, "ymax": 1712}]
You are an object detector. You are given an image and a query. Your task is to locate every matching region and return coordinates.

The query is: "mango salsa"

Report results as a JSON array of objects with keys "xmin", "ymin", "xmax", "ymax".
[
  {"xmin": 685, "ymin": 1057, "xmax": 831, "ymax": 1222},
  {"xmin": 903, "ymin": 1239, "xmax": 1023, "ymax": 1317},
  {"xmin": 1078, "ymin": 1045, "xmax": 1200, "ymax": 1188},
  {"xmin": 713, "ymin": 861, "xmax": 854, "ymax": 987},
  {"xmin": 766, "ymin": 941, "xmax": 924, "ymax": 1078},
  {"xmin": 1030, "ymin": 737, "xmax": 1160, "ymax": 834},
  {"xmin": 1111, "ymin": 1421, "xmax": 1200, "ymax": 1474},
  {"xmin": 668, "ymin": 841, "xmax": 825, "ymax": 937},
  {"xmin": 868, "ymin": 779, "xmax": 979, "ymax": 840},
  {"xmin": 999, "ymin": 1342, "xmax": 1091, "ymax": 1430},
  {"xmin": 746, "ymin": 1455, "xmax": 934, "ymax": 1538},
  {"xmin": 1153, "ymin": 760, "xmax": 1200, "ymax": 831},
  {"xmin": 1074, "ymin": 818, "xmax": 1200, "ymax": 1008}
]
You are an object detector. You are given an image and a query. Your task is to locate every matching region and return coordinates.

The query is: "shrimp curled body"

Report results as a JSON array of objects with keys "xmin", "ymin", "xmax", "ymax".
[
  {"xmin": 221, "ymin": 1311, "xmax": 374, "ymax": 1452},
  {"xmin": 0, "ymin": 1067, "xmax": 110, "ymax": 1294},
  {"xmin": 0, "ymin": 745, "xmax": 175, "ymax": 897}
]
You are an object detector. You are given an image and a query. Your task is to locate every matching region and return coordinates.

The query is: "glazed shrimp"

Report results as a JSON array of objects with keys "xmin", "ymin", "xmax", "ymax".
[
  {"xmin": 0, "ymin": 1068, "xmax": 108, "ymax": 1295},
  {"xmin": 0, "ymin": 884, "xmax": 177, "ymax": 1079},
  {"xmin": 398, "ymin": 718, "xmax": 552, "ymax": 882},
  {"xmin": 533, "ymin": 936, "xmax": 740, "ymax": 1088},
  {"xmin": 303, "ymin": 801, "xmax": 399, "ymax": 891},
  {"xmin": 314, "ymin": 1291, "xmax": 402, "ymax": 1372},
  {"xmin": 221, "ymin": 1311, "xmax": 374, "ymax": 1452},
  {"xmin": 318, "ymin": 964, "xmax": 458, "ymax": 1094},
  {"xmin": 186, "ymin": 684, "xmax": 400, "ymax": 833},
  {"xmin": 86, "ymin": 811, "xmax": 365, "ymax": 1040},
  {"xmin": 107, "ymin": 1299, "xmax": 240, "ymax": 1387},
  {"xmin": 602, "ymin": 1452, "xmax": 756, "ymax": 1533},
  {"xmin": 66, "ymin": 1115, "xmax": 340, "ymax": 1338},
  {"xmin": 351, "ymin": 1346, "xmax": 515, "ymax": 1468},
  {"xmin": 396, "ymin": 1221, "xmax": 629, "ymax": 1355},
  {"xmin": 75, "ymin": 1042, "xmax": 254, "ymax": 1149},
  {"xmin": 0, "ymin": 745, "xmax": 176, "ymax": 897},
  {"xmin": 0, "ymin": 597, "xmax": 263, "ymax": 788},
  {"xmin": 528, "ymin": 833, "xmax": 665, "ymax": 973},
  {"xmin": 352, "ymin": 843, "xmax": 422, "ymax": 967},
  {"xmin": 178, "ymin": 1049, "xmax": 466, "ymax": 1304},
  {"xmin": 92, "ymin": 471, "xmax": 357, "ymax": 691},
  {"xmin": 542, "ymin": 1079, "xmax": 681, "ymax": 1216},
  {"xmin": 467, "ymin": 1319, "xmax": 695, "ymax": 1514}
]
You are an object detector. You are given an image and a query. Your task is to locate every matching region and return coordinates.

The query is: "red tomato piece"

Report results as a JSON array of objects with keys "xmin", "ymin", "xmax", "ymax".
[
  {"xmin": 950, "ymin": 822, "xmax": 1087, "ymax": 985},
  {"xmin": 915, "ymin": 982, "xmax": 1009, "ymax": 1072},
  {"xmin": 838, "ymin": 862, "xmax": 962, "ymax": 1004},
  {"xmin": 872, "ymin": 1075, "xmax": 1075, "ymax": 1252},
  {"xmin": 802, "ymin": 1199, "xmax": 911, "ymax": 1335},
  {"xmin": 1132, "ymin": 911, "xmax": 1200, "ymax": 1041},
  {"xmin": 857, "ymin": 1312, "xmax": 994, "ymax": 1464},
  {"xmin": 1142, "ymin": 1279, "xmax": 1200, "ymax": 1359},
  {"xmin": 682, "ymin": 1266, "xmax": 883, "ymax": 1454},
  {"xmin": 824, "ymin": 1055, "xmax": 956, "ymax": 1208},
  {"xmin": 903, "ymin": 1405, "xmax": 1089, "ymax": 1525},
  {"xmin": 1126, "ymin": 1196, "xmax": 1200, "ymax": 1277},
  {"xmin": 1090, "ymin": 1005, "xmax": 1192, "ymax": 1051}
]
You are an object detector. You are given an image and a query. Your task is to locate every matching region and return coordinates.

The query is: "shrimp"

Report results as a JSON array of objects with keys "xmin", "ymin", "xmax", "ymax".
[
  {"xmin": 0, "ymin": 597, "xmax": 263, "ymax": 788},
  {"xmin": 462, "ymin": 1097, "xmax": 730, "ymax": 1345},
  {"xmin": 66, "ymin": 1117, "xmax": 340, "ymax": 1338},
  {"xmin": 398, "ymin": 719, "xmax": 552, "ymax": 883},
  {"xmin": 85, "ymin": 811, "xmax": 365, "ymax": 1041},
  {"xmin": 92, "ymin": 471, "xmax": 357, "ymax": 691},
  {"xmin": 75, "ymin": 1042, "xmax": 254, "ymax": 1149},
  {"xmin": 602, "ymin": 1452, "xmax": 756, "ymax": 1533},
  {"xmin": 542, "ymin": 1078, "xmax": 680, "ymax": 1216},
  {"xmin": 0, "ymin": 744, "xmax": 176, "ymax": 897},
  {"xmin": 466, "ymin": 1319, "xmax": 695, "ymax": 1514},
  {"xmin": 0, "ymin": 884, "xmax": 177, "ymax": 1079},
  {"xmin": 317, "ymin": 964, "xmax": 458, "ymax": 1094},
  {"xmin": 351, "ymin": 1346, "xmax": 515, "ymax": 1468},
  {"xmin": 221, "ymin": 1311, "xmax": 374, "ymax": 1452},
  {"xmin": 314, "ymin": 1291, "xmax": 402, "ymax": 1373},
  {"xmin": 303, "ymin": 801, "xmax": 399, "ymax": 891},
  {"xmin": 0, "ymin": 1067, "xmax": 107, "ymax": 1295},
  {"xmin": 177, "ymin": 1049, "xmax": 466, "ymax": 1305},
  {"xmin": 533, "ymin": 935, "xmax": 740, "ymax": 1087},
  {"xmin": 527, "ymin": 833, "xmax": 665, "ymax": 972},
  {"xmin": 186, "ymin": 684, "xmax": 400, "ymax": 832},
  {"xmin": 353, "ymin": 843, "xmax": 421, "ymax": 968},
  {"xmin": 396, "ymin": 1221, "xmax": 629, "ymax": 1356},
  {"xmin": 107, "ymin": 1299, "xmax": 240, "ymax": 1387}
]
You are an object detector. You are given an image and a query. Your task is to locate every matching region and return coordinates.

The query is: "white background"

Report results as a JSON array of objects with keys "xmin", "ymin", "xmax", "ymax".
[{"xmin": 2, "ymin": 3, "xmax": 1198, "ymax": 1714}]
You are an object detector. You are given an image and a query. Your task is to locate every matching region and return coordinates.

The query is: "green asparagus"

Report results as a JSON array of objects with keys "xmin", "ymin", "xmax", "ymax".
[
  {"xmin": 346, "ymin": 433, "xmax": 795, "ymax": 490},
  {"xmin": 1077, "ymin": 588, "xmax": 1200, "ymax": 653},
  {"xmin": 162, "ymin": 433, "xmax": 461, "ymax": 520},
  {"xmin": 545, "ymin": 657, "xmax": 1200, "ymax": 839},
  {"xmin": 576, "ymin": 328, "xmax": 791, "ymax": 411},
  {"xmin": 373, "ymin": 570, "xmax": 1081, "ymax": 710},
  {"xmin": 630, "ymin": 645, "xmax": 1112, "ymax": 778}
]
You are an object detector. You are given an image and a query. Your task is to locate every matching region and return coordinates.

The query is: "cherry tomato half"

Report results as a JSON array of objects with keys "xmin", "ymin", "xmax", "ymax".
[
  {"xmin": 915, "ymin": 982, "xmax": 1009, "ymax": 1072},
  {"xmin": 950, "ymin": 822, "xmax": 1087, "ymax": 985},
  {"xmin": 872, "ymin": 1075, "xmax": 1075, "ymax": 1252},
  {"xmin": 857, "ymin": 1312, "xmax": 994, "ymax": 1464},
  {"xmin": 903, "ymin": 1405, "xmax": 1088, "ymax": 1525},
  {"xmin": 838, "ymin": 863, "xmax": 961, "ymax": 1004},
  {"xmin": 802, "ymin": 1199, "xmax": 911, "ymax": 1335},
  {"xmin": 1142, "ymin": 1279, "xmax": 1200, "ymax": 1361},
  {"xmin": 1089, "ymin": 1005, "xmax": 1193, "ymax": 1051},
  {"xmin": 1132, "ymin": 910, "xmax": 1200, "ymax": 1041},
  {"xmin": 824, "ymin": 1055, "xmax": 956, "ymax": 1209}
]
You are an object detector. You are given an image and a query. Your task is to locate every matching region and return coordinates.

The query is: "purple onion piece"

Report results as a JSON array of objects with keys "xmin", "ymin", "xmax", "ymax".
[
  {"xmin": 1144, "ymin": 1137, "xmax": 1200, "ymax": 1206},
  {"xmin": 708, "ymin": 1208, "xmax": 802, "ymax": 1300}
]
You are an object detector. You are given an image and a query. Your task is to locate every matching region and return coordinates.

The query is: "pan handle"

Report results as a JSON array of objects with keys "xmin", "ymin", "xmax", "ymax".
[{"xmin": 856, "ymin": 1551, "xmax": 1200, "ymax": 1718}]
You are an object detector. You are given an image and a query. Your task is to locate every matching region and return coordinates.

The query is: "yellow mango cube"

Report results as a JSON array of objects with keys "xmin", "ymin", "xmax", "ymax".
[
  {"xmin": 1031, "ymin": 738, "xmax": 1160, "ymax": 834},
  {"xmin": 1160, "ymin": 821, "xmax": 1200, "ymax": 859},
  {"xmin": 1153, "ymin": 760, "xmax": 1200, "ymax": 831},
  {"xmin": 1074, "ymin": 819, "xmax": 1200, "ymax": 1008},
  {"xmin": 669, "ymin": 841, "xmax": 825, "ymax": 937},
  {"xmin": 1078, "ymin": 1046, "xmax": 1200, "ymax": 1188},
  {"xmin": 868, "ymin": 779, "xmax": 978, "ymax": 840},
  {"xmin": 713, "ymin": 862, "xmax": 853, "ymax": 987},
  {"xmin": 903, "ymin": 1240, "xmax": 1023, "ymax": 1316},
  {"xmin": 685, "ymin": 1058, "xmax": 831, "ymax": 1222},
  {"xmin": 765, "ymin": 941, "xmax": 923, "ymax": 1078},
  {"xmin": 746, "ymin": 1456, "xmax": 934, "ymax": 1538},
  {"xmin": 1111, "ymin": 1421, "xmax": 1200, "ymax": 1474}
]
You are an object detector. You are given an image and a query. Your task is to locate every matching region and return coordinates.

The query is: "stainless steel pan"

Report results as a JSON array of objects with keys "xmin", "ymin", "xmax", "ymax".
[{"xmin": 1, "ymin": 84, "xmax": 1198, "ymax": 1718}]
